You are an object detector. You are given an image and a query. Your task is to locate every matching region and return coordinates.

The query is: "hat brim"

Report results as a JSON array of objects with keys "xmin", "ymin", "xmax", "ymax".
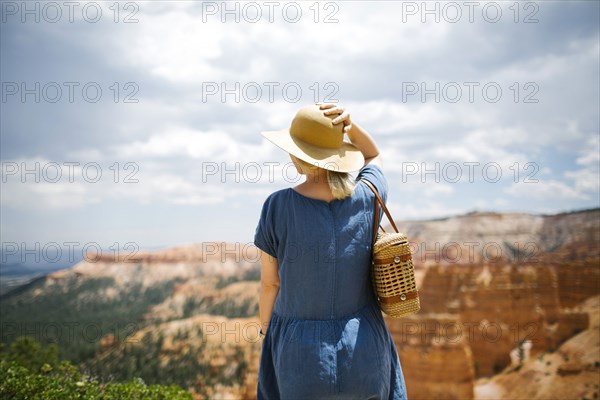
[{"xmin": 261, "ymin": 129, "xmax": 365, "ymax": 173}]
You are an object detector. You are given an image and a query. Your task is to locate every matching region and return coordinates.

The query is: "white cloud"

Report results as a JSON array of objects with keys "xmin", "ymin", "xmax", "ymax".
[
  {"xmin": 565, "ymin": 134, "xmax": 600, "ymax": 195},
  {"xmin": 0, "ymin": 156, "xmax": 229, "ymax": 209},
  {"xmin": 109, "ymin": 2, "xmax": 454, "ymax": 86},
  {"xmin": 114, "ymin": 6, "xmax": 225, "ymax": 84},
  {"xmin": 1, "ymin": 157, "xmax": 99, "ymax": 209},
  {"xmin": 565, "ymin": 167, "xmax": 600, "ymax": 194},
  {"xmin": 387, "ymin": 199, "xmax": 465, "ymax": 221},
  {"xmin": 2, "ymin": 1, "xmax": 598, "ymax": 246},
  {"xmin": 2, "ymin": 180, "xmax": 98, "ymax": 209},
  {"xmin": 504, "ymin": 179, "xmax": 588, "ymax": 201},
  {"xmin": 114, "ymin": 127, "xmax": 238, "ymax": 159},
  {"xmin": 348, "ymin": 100, "xmax": 454, "ymax": 135},
  {"xmin": 111, "ymin": 173, "xmax": 228, "ymax": 205},
  {"xmin": 575, "ymin": 135, "xmax": 600, "ymax": 167}
]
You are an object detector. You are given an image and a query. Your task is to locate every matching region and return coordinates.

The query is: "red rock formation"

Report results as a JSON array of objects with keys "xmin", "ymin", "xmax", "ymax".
[
  {"xmin": 386, "ymin": 314, "xmax": 475, "ymax": 399},
  {"xmin": 555, "ymin": 260, "xmax": 600, "ymax": 308},
  {"xmin": 396, "ymin": 209, "xmax": 600, "ymax": 266},
  {"xmin": 34, "ymin": 208, "xmax": 598, "ymax": 398},
  {"xmin": 390, "ymin": 258, "xmax": 594, "ymax": 392},
  {"xmin": 474, "ymin": 296, "xmax": 600, "ymax": 400},
  {"xmin": 86, "ymin": 242, "xmax": 260, "ymax": 264}
]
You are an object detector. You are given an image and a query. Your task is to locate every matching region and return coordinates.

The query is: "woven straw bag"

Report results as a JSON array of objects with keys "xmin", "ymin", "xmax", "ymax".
[{"xmin": 361, "ymin": 179, "xmax": 420, "ymax": 318}]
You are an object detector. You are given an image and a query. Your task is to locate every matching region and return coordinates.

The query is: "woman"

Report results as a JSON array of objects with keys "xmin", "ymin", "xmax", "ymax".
[{"xmin": 254, "ymin": 103, "xmax": 407, "ymax": 399}]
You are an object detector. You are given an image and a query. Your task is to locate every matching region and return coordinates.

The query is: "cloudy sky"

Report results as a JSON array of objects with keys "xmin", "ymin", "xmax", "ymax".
[{"xmin": 1, "ymin": 1, "xmax": 599, "ymax": 256}]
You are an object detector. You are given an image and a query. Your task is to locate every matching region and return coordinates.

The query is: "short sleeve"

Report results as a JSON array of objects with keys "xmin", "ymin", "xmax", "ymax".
[
  {"xmin": 356, "ymin": 163, "xmax": 388, "ymax": 204},
  {"xmin": 254, "ymin": 194, "xmax": 278, "ymax": 258}
]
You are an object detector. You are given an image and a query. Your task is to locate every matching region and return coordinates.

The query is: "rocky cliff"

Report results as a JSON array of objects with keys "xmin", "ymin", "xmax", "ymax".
[
  {"xmin": 4, "ymin": 208, "xmax": 597, "ymax": 399},
  {"xmin": 396, "ymin": 208, "xmax": 600, "ymax": 266},
  {"xmin": 386, "ymin": 261, "xmax": 597, "ymax": 399},
  {"xmin": 475, "ymin": 295, "xmax": 600, "ymax": 400},
  {"xmin": 383, "ymin": 208, "xmax": 599, "ymax": 399}
]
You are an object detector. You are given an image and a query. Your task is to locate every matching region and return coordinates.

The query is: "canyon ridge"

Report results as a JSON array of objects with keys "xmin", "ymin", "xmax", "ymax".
[{"xmin": 1, "ymin": 208, "xmax": 598, "ymax": 399}]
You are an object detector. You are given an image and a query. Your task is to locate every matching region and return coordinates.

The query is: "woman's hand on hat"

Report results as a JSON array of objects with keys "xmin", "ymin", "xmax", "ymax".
[{"xmin": 318, "ymin": 103, "xmax": 352, "ymax": 134}]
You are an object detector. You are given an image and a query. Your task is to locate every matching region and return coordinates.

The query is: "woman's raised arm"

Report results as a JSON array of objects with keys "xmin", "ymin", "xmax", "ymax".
[{"xmin": 320, "ymin": 103, "xmax": 382, "ymax": 168}]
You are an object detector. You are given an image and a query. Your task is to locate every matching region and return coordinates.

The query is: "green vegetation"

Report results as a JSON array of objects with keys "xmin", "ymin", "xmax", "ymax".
[
  {"xmin": 0, "ymin": 272, "xmax": 255, "ymax": 396},
  {"xmin": 0, "ymin": 336, "xmax": 192, "ymax": 399},
  {"xmin": 215, "ymin": 268, "xmax": 260, "ymax": 289},
  {"xmin": 84, "ymin": 329, "xmax": 248, "ymax": 397},
  {"xmin": 84, "ymin": 330, "xmax": 205, "ymax": 391},
  {"xmin": 182, "ymin": 295, "xmax": 258, "ymax": 319},
  {"xmin": 0, "ymin": 276, "xmax": 181, "ymax": 364}
]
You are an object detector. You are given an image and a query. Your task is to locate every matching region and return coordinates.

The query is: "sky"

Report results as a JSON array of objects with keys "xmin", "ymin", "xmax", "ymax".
[{"xmin": 1, "ymin": 0, "xmax": 599, "ymax": 258}]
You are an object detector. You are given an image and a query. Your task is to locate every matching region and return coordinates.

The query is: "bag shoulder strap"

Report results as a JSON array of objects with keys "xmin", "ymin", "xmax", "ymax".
[{"xmin": 360, "ymin": 179, "xmax": 399, "ymax": 247}]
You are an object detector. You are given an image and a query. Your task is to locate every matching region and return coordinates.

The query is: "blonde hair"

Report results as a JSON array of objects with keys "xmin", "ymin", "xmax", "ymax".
[{"xmin": 294, "ymin": 157, "xmax": 356, "ymax": 200}]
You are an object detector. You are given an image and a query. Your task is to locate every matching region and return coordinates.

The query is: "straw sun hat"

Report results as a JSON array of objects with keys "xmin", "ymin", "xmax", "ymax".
[{"xmin": 261, "ymin": 104, "xmax": 365, "ymax": 172}]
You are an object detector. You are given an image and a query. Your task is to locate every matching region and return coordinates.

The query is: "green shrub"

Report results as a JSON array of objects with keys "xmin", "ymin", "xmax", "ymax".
[{"xmin": 0, "ymin": 337, "xmax": 192, "ymax": 400}]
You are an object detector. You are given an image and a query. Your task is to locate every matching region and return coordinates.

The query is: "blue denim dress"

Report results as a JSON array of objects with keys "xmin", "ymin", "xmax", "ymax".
[{"xmin": 254, "ymin": 164, "xmax": 407, "ymax": 399}]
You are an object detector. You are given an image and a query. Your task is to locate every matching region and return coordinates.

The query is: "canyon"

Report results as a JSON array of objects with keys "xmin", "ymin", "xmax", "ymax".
[{"xmin": 2, "ymin": 208, "xmax": 598, "ymax": 399}]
